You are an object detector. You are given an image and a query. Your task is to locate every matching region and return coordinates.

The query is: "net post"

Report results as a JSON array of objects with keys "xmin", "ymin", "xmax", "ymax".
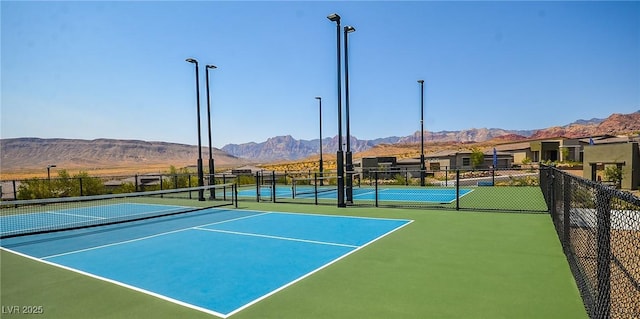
[{"xmin": 455, "ymin": 169, "xmax": 460, "ymax": 211}]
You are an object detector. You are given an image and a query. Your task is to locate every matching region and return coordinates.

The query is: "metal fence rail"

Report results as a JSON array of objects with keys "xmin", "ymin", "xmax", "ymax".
[{"xmin": 540, "ymin": 165, "xmax": 640, "ymax": 319}]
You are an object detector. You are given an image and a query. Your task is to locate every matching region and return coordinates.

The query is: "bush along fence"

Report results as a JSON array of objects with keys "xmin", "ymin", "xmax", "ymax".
[
  {"xmin": 540, "ymin": 164, "xmax": 639, "ymax": 319},
  {"xmin": 244, "ymin": 168, "xmax": 548, "ymax": 213}
]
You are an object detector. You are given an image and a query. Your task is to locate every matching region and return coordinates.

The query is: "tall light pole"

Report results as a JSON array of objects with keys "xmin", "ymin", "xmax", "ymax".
[
  {"xmin": 205, "ymin": 64, "xmax": 217, "ymax": 199},
  {"xmin": 418, "ymin": 79, "xmax": 425, "ymax": 186},
  {"xmin": 186, "ymin": 57, "xmax": 205, "ymax": 201},
  {"xmin": 344, "ymin": 25, "xmax": 355, "ymax": 204},
  {"xmin": 315, "ymin": 96, "xmax": 324, "ymax": 185},
  {"xmin": 47, "ymin": 164, "xmax": 57, "ymax": 183},
  {"xmin": 327, "ymin": 13, "xmax": 345, "ymax": 207}
]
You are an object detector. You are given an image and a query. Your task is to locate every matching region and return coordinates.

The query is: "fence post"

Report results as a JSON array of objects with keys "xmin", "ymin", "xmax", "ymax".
[
  {"xmin": 271, "ymin": 171, "xmax": 276, "ymax": 203},
  {"xmin": 562, "ymin": 173, "xmax": 571, "ymax": 253},
  {"xmin": 595, "ymin": 187, "xmax": 612, "ymax": 319},
  {"xmin": 445, "ymin": 166, "xmax": 448, "ymax": 187},
  {"xmin": 314, "ymin": 173, "xmax": 318, "ymax": 205},
  {"xmin": 455, "ymin": 170, "xmax": 460, "ymax": 211},
  {"xmin": 255, "ymin": 171, "xmax": 260, "ymax": 202},
  {"xmin": 375, "ymin": 171, "xmax": 379, "ymax": 208},
  {"xmin": 12, "ymin": 180, "xmax": 17, "ymax": 200},
  {"xmin": 550, "ymin": 169, "xmax": 556, "ymax": 217},
  {"xmin": 79, "ymin": 178, "xmax": 84, "ymax": 196},
  {"xmin": 405, "ymin": 170, "xmax": 409, "ymax": 186}
]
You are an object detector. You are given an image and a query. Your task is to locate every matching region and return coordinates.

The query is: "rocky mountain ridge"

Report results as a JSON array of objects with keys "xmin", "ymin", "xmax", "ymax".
[
  {"xmin": 222, "ymin": 111, "xmax": 638, "ymax": 161},
  {"xmin": 0, "ymin": 138, "xmax": 245, "ymax": 172},
  {"xmin": 2, "ymin": 111, "xmax": 637, "ymax": 171}
]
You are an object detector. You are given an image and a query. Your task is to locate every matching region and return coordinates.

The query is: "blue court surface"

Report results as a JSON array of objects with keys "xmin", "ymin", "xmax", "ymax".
[
  {"xmin": 238, "ymin": 186, "xmax": 472, "ymax": 203},
  {"xmin": 1, "ymin": 206, "xmax": 412, "ymax": 318}
]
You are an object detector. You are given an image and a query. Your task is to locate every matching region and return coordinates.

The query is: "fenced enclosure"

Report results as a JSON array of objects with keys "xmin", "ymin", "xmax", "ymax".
[
  {"xmin": 5, "ymin": 166, "xmax": 637, "ymax": 317},
  {"xmin": 240, "ymin": 168, "xmax": 547, "ymax": 213},
  {"xmin": 540, "ymin": 165, "xmax": 640, "ymax": 319}
]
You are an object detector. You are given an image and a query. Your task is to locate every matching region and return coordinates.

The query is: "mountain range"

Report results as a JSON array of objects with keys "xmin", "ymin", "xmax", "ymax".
[
  {"xmin": 221, "ymin": 111, "xmax": 638, "ymax": 161},
  {"xmin": 1, "ymin": 111, "xmax": 638, "ymax": 172}
]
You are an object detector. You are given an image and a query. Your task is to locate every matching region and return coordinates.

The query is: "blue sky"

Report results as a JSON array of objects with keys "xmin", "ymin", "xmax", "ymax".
[{"xmin": 2, "ymin": 1, "xmax": 639, "ymax": 148}]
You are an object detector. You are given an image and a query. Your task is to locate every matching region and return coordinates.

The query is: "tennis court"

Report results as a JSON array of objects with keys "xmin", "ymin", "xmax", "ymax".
[
  {"xmin": 1, "ymin": 205, "xmax": 411, "ymax": 318},
  {"xmin": 238, "ymin": 185, "xmax": 473, "ymax": 203}
]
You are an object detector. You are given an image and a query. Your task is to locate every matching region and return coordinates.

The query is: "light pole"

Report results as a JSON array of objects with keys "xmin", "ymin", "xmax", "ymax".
[
  {"xmin": 418, "ymin": 79, "xmax": 425, "ymax": 186},
  {"xmin": 47, "ymin": 164, "xmax": 56, "ymax": 183},
  {"xmin": 186, "ymin": 57, "xmax": 205, "ymax": 201},
  {"xmin": 327, "ymin": 13, "xmax": 345, "ymax": 207},
  {"xmin": 205, "ymin": 64, "xmax": 217, "ymax": 199},
  {"xmin": 344, "ymin": 25, "xmax": 355, "ymax": 204},
  {"xmin": 315, "ymin": 96, "xmax": 324, "ymax": 185}
]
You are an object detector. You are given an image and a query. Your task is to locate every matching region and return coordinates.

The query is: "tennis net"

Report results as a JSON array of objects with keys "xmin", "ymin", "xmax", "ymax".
[{"xmin": 0, "ymin": 183, "xmax": 237, "ymax": 239}]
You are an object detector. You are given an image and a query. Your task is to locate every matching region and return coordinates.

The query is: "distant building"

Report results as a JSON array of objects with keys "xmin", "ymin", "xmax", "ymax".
[
  {"xmin": 424, "ymin": 149, "xmax": 512, "ymax": 170},
  {"xmin": 582, "ymin": 136, "xmax": 640, "ymax": 190}
]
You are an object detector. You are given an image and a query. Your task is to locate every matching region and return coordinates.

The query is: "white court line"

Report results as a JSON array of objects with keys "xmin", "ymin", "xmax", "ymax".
[
  {"xmin": 1, "ymin": 247, "xmax": 227, "ymax": 319},
  {"xmin": 40, "ymin": 212, "xmax": 270, "ymax": 259},
  {"xmin": 46, "ymin": 211, "xmax": 107, "ymax": 220},
  {"xmin": 224, "ymin": 218, "xmax": 414, "ymax": 318},
  {"xmin": 192, "ymin": 227, "xmax": 360, "ymax": 248}
]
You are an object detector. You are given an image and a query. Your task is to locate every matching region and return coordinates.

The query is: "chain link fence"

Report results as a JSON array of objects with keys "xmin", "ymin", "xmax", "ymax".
[
  {"xmin": 244, "ymin": 168, "xmax": 547, "ymax": 213},
  {"xmin": 541, "ymin": 165, "xmax": 640, "ymax": 319}
]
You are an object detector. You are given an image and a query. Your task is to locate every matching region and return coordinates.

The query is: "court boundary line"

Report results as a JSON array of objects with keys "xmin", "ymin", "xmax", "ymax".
[
  {"xmin": 0, "ymin": 247, "xmax": 227, "ymax": 318},
  {"xmin": 193, "ymin": 227, "xmax": 360, "ymax": 248},
  {"xmin": 225, "ymin": 217, "xmax": 414, "ymax": 317}
]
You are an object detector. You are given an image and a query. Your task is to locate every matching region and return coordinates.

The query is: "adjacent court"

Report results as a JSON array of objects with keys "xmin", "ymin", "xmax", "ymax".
[
  {"xmin": 1, "ymin": 206, "xmax": 411, "ymax": 318},
  {"xmin": 238, "ymin": 186, "xmax": 473, "ymax": 203}
]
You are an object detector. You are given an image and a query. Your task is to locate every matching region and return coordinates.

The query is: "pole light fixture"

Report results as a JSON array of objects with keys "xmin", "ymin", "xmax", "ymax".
[
  {"xmin": 344, "ymin": 25, "xmax": 355, "ymax": 204},
  {"xmin": 186, "ymin": 57, "xmax": 205, "ymax": 201},
  {"xmin": 327, "ymin": 12, "xmax": 345, "ymax": 207},
  {"xmin": 418, "ymin": 79, "xmax": 426, "ymax": 186},
  {"xmin": 205, "ymin": 64, "xmax": 217, "ymax": 199}
]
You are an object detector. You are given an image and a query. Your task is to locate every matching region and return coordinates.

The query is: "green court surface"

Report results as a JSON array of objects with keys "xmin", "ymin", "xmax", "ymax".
[{"xmin": 1, "ymin": 202, "xmax": 588, "ymax": 319}]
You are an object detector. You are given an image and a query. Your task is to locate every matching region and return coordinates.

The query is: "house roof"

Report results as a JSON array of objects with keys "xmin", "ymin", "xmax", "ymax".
[{"xmin": 580, "ymin": 135, "xmax": 640, "ymax": 145}]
